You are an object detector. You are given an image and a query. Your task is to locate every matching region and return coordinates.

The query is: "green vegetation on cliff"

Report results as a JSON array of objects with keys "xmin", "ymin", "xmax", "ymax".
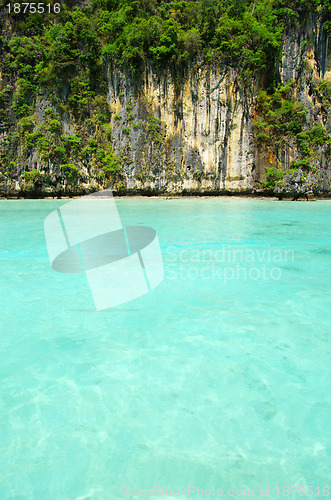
[
  {"xmin": 0, "ymin": 0, "xmax": 330, "ymax": 195},
  {"xmin": 253, "ymin": 78, "xmax": 331, "ymax": 190},
  {"xmin": 2, "ymin": 0, "xmax": 330, "ymax": 84}
]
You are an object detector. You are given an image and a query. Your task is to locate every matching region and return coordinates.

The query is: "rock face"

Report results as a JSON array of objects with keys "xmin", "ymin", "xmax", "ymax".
[
  {"xmin": 274, "ymin": 169, "xmax": 312, "ymax": 200},
  {"xmin": 103, "ymin": 12, "xmax": 330, "ymax": 195},
  {"xmin": 107, "ymin": 64, "xmax": 256, "ymax": 194},
  {"xmin": 0, "ymin": 12, "xmax": 330, "ymax": 197}
]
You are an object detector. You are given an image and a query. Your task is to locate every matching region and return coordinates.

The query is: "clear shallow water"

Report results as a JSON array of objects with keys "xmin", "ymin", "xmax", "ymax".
[{"xmin": 0, "ymin": 198, "xmax": 330, "ymax": 500}]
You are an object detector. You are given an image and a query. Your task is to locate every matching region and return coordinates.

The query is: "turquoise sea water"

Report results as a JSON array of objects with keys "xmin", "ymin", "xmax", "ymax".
[{"xmin": 0, "ymin": 198, "xmax": 330, "ymax": 500}]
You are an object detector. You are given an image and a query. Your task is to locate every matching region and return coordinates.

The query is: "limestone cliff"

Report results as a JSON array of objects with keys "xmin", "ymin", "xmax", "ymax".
[
  {"xmin": 0, "ymin": 10, "xmax": 330, "ymax": 197},
  {"xmin": 267, "ymin": 11, "xmax": 331, "ymax": 195},
  {"xmin": 105, "ymin": 13, "xmax": 330, "ymax": 196},
  {"xmin": 107, "ymin": 63, "xmax": 256, "ymax": 194}
]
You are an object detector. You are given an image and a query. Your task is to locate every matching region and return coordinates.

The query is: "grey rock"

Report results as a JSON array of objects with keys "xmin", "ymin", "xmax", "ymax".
[{"xmin": 274, "ymin": 169, "xmax": 312, "ymax": 200}]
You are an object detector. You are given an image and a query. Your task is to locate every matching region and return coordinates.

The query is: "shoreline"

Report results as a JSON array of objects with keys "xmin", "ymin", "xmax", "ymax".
[
  {"xmin": 1, "ymin": 194, "xmax": 331, "ymax": 201},
  {"xmin": 1, "ymin": 189, "xmax": 331, "ymax": 202}
]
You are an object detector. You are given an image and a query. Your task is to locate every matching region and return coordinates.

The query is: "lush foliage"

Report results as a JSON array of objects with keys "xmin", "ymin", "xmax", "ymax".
[
  {"xmin": 2, "ymin": 0, "xmax": 329, "ymax": 89},
  {"xmin": 0, "ymin": 0, "xmax": 330, "ymax": 193},
  {"xmin": 253, "ymin": 79, "xmax": 331, "ymax": 181},
  {"xmin": 263, "ymin": 166, "xmax": 286, "ymax": 189},
  {"xmin": 253, "ymin": 81, "xmax": 307, "ymax": 147}
]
